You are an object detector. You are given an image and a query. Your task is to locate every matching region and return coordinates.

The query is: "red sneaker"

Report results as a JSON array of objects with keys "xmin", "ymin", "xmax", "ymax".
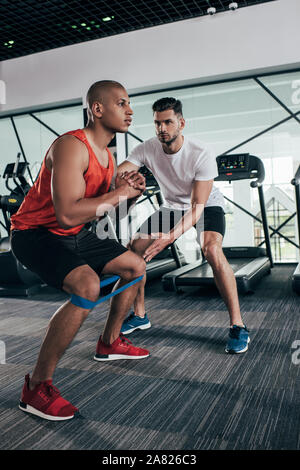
[
  {"xmin": 19, "ymin": 374, "xmax": 78, "ymax": 421},
  {"xmin": 94, "ymin": 334, "xmax": 150, "ymax": 361}
]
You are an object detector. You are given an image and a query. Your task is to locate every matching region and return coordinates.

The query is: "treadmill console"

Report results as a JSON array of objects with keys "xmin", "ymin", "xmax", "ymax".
[
  {"xmin": 215, "ymin": 153, "xmax": 263, "ymax": 183},
  {"xmin": 218, "ymin": 154, "xmax": 249, "ymax": 174}
]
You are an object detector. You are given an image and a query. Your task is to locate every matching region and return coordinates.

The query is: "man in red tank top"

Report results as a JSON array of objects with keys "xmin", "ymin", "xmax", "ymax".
[{"xmin": 11, "ymin": 80, "xmax": 149, "ymax": 421}]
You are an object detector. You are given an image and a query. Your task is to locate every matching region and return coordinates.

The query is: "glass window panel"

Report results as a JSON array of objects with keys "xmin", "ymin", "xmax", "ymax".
[
  {"xmin": 259, "ymin": 71, "xmax": 300, "ymax": 114},
  {"xmin": 0, "ymin": 118, "xmax": 22, "ymax": 234},
  {"xmin": 235, "ymin": 118, "xmax": 300, "ymax": 262},
  {"xmin": 12, "ymin": 105, "xmax": 83, "ymax": 181},
  {"xmin": 13, "ymin": 114, "xmax": 54, "ymax": 182},
  {"xmin": 237, "ymin": 118, "xmax": 300, "ymax": 188},
  {"xmin": 129, "ymin": 80, "xmax": 290, "ymax": 156},
  {"xmin": 0, "ymin": 118, "xmax": 21, "ymax": 195},
  {"xmin": 35, "ymin": 106, "xmax": 83, "ymax": 136}
]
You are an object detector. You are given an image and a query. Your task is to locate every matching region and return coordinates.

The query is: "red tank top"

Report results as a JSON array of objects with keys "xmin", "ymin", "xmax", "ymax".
[{"xmin": 10, "ymin": 129, "xmax": 114, "ymax": 236}]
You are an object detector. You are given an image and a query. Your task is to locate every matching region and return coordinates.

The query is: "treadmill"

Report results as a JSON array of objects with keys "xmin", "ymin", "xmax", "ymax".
[
  {"xmin": 162, "ymin": 153, "xmax": 273, "ymax": 294},
  {"xmin": 291, "ymin": 165, "xmax": 300, "ymax": 294}
]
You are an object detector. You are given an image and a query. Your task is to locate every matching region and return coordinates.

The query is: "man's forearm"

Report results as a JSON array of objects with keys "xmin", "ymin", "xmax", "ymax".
[
  {"xmin": 168, "ymin": 179, "xmax": 213, "ymax": 242},
  {"xmin": 55, "ymin": 186, "xmax": 135, "ymax": 229},
  {"xmin": 168, "ymin": 203, "xmax": 205, "ymax": 242}
]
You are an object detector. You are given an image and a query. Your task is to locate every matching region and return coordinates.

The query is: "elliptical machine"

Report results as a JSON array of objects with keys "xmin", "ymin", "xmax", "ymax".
[{"xmin": 0, "ymin": 153, "xmax": 42, "ymax": 296}]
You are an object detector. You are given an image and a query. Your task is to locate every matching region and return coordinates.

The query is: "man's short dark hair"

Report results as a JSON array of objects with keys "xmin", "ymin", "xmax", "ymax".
[
  {"xmin": 152, "ymin": 97, "xmax": 183, "ymax": 117},
  {"xmin": 86, "ymin": 80, "xmax": 125, "ymax": 123},
  {"xmin": 86, "ymin": 80, "xmax": 124, "ymax": 108}
]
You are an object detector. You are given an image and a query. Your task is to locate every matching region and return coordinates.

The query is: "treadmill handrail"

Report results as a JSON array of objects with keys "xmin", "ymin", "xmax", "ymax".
[
  {"xmin": 291, "ymin": 165, "xmax": 300, "ymax": 186},
  {"xmin": 250, "ymin": 158, "xmax": 265, "ymax": 188}
]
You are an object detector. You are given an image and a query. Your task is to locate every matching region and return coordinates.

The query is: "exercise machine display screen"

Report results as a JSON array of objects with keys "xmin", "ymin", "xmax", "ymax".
[{"xmin": 218, "ymin": 154, "xmax": 249, "ymax": 174}]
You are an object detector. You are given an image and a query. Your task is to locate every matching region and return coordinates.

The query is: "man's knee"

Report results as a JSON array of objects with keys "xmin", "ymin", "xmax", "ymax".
[
  {"xmin": 124, "ymin": 254, "xmax": 146, "ymax": 281},
  {"xmin": 64, "ymin": 267, "xmax": 100, "ymax": 303},
  {"xmin": 77, "ymin": 279, "xmax": 101, "ymax": 303},
  {"xmin": 202, "ymin": 242, "xmax": 223, "ymax": 266}
]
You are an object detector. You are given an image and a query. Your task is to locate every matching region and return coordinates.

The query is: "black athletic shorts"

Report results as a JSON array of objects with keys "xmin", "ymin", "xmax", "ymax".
[
  {"xmin": 11, "ymin": 227, "xmax": 128, "ymax": 291},
  {"xmin": 137, "ymin": 206, "xmax": 226, "ymax": 241}
]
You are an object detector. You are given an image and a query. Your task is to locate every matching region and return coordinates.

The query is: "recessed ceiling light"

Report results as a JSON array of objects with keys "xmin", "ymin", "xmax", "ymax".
[
  {"xmin": 207, "ymin": 7, "xmax": 216, "ymax": 15},
  {"xmin": 229, "ymin": 2, "xmax": 239, "ymax": 10}
]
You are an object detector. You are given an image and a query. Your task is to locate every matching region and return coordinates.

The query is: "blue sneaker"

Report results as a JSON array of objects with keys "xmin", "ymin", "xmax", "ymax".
[
  {"xmin": 225, "ymin": 325, "xmax": 250, "ymax": 354},
  {"xmin": 121, "ymin": 312, "xmax": 151, "ymax": 335}
]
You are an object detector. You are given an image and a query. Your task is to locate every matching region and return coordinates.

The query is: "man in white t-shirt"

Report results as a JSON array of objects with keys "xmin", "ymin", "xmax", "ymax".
[{"xmin": 117, "ymin": 97, "xmax": 250, "ymax": 354}]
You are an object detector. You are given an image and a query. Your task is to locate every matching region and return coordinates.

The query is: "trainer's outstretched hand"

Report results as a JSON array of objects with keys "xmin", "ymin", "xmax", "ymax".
[{"xmin": 143, "ymin": 233, "xmax": 173, "ymax": 262}]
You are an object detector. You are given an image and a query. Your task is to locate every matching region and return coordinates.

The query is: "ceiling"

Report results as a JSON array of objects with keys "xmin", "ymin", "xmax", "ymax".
[{"xmin": 1, "ymin": 0, "xmax": 276, "ymax": 61}]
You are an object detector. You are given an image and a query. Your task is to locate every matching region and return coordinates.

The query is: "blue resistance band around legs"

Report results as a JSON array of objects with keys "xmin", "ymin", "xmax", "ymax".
[{"xmin": 70, "ymin": 275, "xmax": 143, "ymax": 309}]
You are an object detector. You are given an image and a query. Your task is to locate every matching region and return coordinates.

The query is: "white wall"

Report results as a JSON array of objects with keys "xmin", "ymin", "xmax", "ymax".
[{"xmin": 0, "ymin": 0, "xmax": 300, "ymax": 114}]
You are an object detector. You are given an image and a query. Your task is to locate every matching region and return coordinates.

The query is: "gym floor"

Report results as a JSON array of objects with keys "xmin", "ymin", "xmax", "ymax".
[{"xmin": 0, "ymin": 264, "xmax": 299, "ymax": 450}]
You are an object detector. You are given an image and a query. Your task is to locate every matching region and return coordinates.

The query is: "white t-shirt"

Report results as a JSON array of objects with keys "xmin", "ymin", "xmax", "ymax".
[{"xmin": 127, "ymin": 136, "xmax": 225, "ymax": 211}]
